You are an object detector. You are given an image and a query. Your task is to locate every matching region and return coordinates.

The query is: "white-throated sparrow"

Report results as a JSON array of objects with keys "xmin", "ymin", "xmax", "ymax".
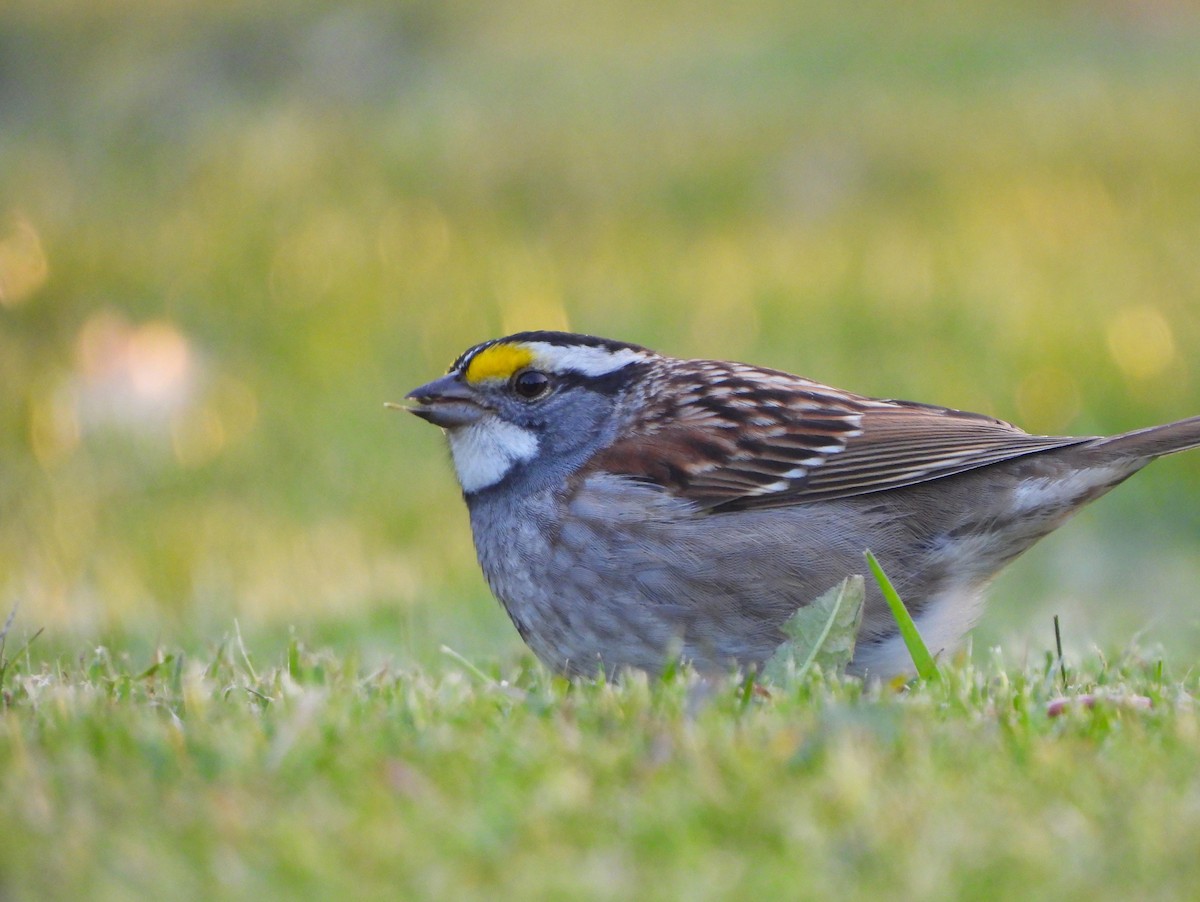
[{"xmin": 401, "ymin": 331, "xmax": 1200, "ymax": 678}]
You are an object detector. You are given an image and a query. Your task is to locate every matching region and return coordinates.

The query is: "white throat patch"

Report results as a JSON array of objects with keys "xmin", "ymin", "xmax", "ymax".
[{"xmin": 446, "ymin": 416, "xmax": 539, "ymax": 493}]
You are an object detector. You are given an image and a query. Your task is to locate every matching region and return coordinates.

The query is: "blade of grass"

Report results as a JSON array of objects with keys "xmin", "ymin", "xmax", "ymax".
[
  {"xmin": 865, "ymin": 551, "xmax": 940, "ymax": 682},
  {"xmin": 1053, "ymin": 614, "xmax": 1067, "ymax": 690},
  {"xmin": 233, "ymin": 619, "xmax": 259, "ymax": 683},
  {"xmin": 441, "ymin": 645, "xmax": 499, "ymax": 686}
]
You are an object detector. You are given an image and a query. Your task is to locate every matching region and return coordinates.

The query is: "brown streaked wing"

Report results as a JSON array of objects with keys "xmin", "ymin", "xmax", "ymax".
[
  {"xmin": 583, "ymin": 360, "xmax": 1095, "ymax": 510},
  {"xmin": 730, "ymin": 402, "xmax": 1095, "ymax": 510}
]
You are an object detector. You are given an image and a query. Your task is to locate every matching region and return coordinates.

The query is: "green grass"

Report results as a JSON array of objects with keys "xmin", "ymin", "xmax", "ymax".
[
  {"xmin": 867, "ymin": 551, "xmax": 941, "ymax": 682},
  {"xmin": 4, "ymin": 636, "xmax": 1199, "ymax": 901},
  {"xmin": 4, "ymin": 1, "xmax": 1200, "ymax": 896}
]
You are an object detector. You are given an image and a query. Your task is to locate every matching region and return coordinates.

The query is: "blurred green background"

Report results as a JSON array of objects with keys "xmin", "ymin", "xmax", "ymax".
[{"xmin": 2, "ymin": 0, "xmax": 1199, "ymax": 668}]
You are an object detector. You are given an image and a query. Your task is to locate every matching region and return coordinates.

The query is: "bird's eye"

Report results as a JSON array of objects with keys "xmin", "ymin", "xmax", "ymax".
[{"xmin": 512, "ymin": 369, "xmax": 551, "ymax": 400}]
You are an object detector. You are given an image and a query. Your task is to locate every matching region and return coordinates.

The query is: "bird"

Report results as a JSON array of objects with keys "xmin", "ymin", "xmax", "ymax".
[{"xmin": 400, "ymin": 330, "xmax": 1200, "ymax": 679}]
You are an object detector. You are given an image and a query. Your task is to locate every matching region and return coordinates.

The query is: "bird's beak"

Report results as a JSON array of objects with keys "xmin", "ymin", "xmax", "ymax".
[{"xmin": 391, "ymin": 374, "xmax": 488, "ymax": 429}]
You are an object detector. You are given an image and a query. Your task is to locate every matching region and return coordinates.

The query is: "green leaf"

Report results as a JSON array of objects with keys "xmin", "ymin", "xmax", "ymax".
[
  {"xmin": 865, "ymin": 550, "xmax": 940, "ymax": 682},
  {"xmin": 764, "ymin": 575, "xmax": 866, "ymax": 685}
]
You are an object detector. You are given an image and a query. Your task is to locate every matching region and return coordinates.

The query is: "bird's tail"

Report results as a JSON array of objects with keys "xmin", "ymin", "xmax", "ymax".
[{"xmin": 1091, "ymin": 415, "xmax": 1200, "ymax": 460}]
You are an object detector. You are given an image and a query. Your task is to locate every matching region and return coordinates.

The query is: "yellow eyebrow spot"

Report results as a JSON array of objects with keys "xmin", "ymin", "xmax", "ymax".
[{"xmin": 464, "ymin": 343, "xmax": 535, "ymax": 384}]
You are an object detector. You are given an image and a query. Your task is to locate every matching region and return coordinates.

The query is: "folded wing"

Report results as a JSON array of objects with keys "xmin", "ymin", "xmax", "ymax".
[{"xmin": 584, "ymin": 359, "xmax": 1093, "ymax": 511}]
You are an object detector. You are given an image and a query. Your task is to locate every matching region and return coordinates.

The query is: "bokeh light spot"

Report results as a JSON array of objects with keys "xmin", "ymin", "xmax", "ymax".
[
  {"xmin": 75, "ymin": 311, "xmax": 197, "ymax": 427},
  {"xmin": 29, "ymin": 384, "xmax": 81, "ymax": 465},
  {"xmin": 127, "ymin": 321, "xmax": 192, "ymax": 404},
  {"xmin": 1105, "ymin": 306, "xmax": 1176, "ymax": 381},
  {"xmin": 0, "ymin": 216, "xmax": 49, "ymax": 307}
]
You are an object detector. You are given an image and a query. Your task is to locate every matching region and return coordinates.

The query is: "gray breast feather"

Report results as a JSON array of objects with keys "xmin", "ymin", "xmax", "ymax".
[{"xmin": 469, "ymin": 473, "xmax": 910, "ymax": 674}]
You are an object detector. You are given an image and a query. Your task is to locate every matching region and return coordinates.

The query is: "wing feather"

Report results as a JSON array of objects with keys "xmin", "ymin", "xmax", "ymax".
[{"xmin": 582, "ymin": 359, "xmax": 1094, "ymax": 511}]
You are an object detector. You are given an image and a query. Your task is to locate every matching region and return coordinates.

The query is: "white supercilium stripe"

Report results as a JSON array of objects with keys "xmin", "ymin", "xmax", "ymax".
[{"xmin": 525, "ymin": 342, "xmax": 651, "ymax": 376}]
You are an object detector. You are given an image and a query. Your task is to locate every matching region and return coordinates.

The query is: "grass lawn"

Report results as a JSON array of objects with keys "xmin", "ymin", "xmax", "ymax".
[
  {"xmin": 3, "ymin": 1, "xmax": 1200, "ymax": 898},
  {"xmin": 4, "ymin": 634, "xmax": 1199, "ymax": 900}
]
